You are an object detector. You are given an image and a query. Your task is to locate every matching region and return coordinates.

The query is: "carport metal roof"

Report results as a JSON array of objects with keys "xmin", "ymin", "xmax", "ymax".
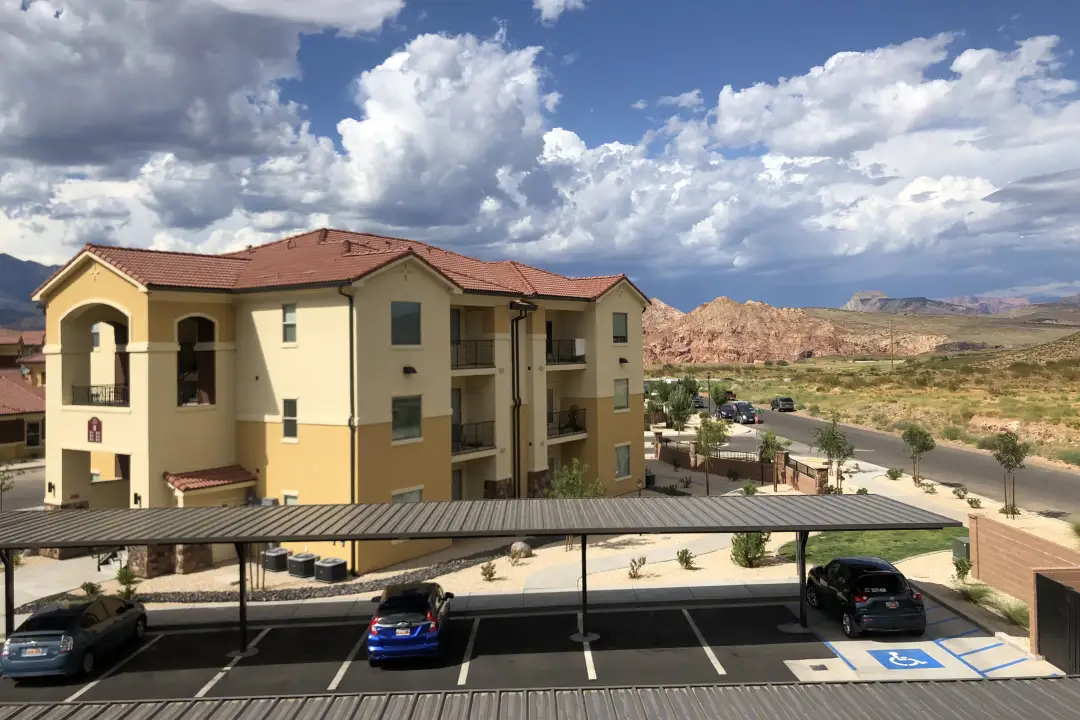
[
  {"xmin": 0, "ymin": 678, "xmax": 1076, "ymax": 719},
  {"xmin": 0, "ymin": 494, "xmax": 959, "ymax": 549}
]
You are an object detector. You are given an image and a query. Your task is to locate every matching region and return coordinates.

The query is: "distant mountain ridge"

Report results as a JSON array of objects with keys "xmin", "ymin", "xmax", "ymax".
[
  {"xmin": 0, "ymin": 254, "xmax": 56, "ymax": 329},
  {"xmin": 843, "ymin": 291, "xmax": 1032, "ymax": 316}
]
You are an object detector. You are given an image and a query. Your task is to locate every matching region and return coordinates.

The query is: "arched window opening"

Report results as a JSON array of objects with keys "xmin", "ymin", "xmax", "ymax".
[{"xmin": 177, "ymin": 317, "xmax": 216, "ymax": 406}]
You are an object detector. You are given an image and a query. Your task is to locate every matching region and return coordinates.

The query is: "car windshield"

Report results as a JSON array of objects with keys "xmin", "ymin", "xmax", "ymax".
[
  {"xmin": 780, "ymin": 397, "xmax": 793, "ymax": 403},
  {"xmin": 18, "ymin": 613, "xmax": 76, "ymax": 633},
  {"xmin": 855, "ymin": 573, "xmax": 907, "ymax": 594},
  {"xmin": 376, "ymin": 594, "xmax": 429, "ymax": 622}
]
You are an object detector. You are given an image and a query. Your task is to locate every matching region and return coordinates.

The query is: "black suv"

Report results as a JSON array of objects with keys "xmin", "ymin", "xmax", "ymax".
[
  {"xmin": 771, "ymin": 397, "xmax": 795, "ymax": 412},
  {"xmin": 805, "ymin": 556, "xmax": 926, "ymax": 637},
  {"xmin": 716, "ymin": 403, "xmax": 735, "ymax": 420}
]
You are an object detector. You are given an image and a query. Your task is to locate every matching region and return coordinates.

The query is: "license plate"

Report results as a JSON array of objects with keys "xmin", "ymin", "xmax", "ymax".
[
  {"xmin": 886, "ymin": 601, "xmax": 899, "ymax": 609},
  {"xmin": 22, "ymin": 648, "xmax": 44, "ymax": 657},
  {"xmin": 395, "ymin": 628, "xmax": 410, "ymax": 636}
]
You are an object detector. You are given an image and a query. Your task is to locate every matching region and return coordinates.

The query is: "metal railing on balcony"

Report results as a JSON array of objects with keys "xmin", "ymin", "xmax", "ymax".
[
  {"xmin": 451, "ymin": 340, "xmax": 495, "ymax": 369},
  {"xmin": 452, "ymin": 420, "xmax": 496, "ymax": 455},
  {"xmin": 70, "ymin": 384, "xmax": 129, "ymax": 407},
  {"xmin": 177, "ymin": 381, "xmax": 214, "ymax": 406},
  {"xmin": 547, "ymin": 408, "xmax": 587, "ymax": 438},
  {"xmin": 546, "ymin": 339, "xmax": 585, "ymax": 365}
]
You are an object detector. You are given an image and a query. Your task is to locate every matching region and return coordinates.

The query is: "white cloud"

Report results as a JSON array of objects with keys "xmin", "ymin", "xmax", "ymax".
[
  {"xmin": 631, "ymin": 99, "xmax": 648, "ymax": 110},
  {"xmin": 532, "ymin": 0, "xmax": 588, "ymax": 24},
  {"xmin": 206, "ymin": 0, "xmax": 404, "ymax": 34},
  {"xmin": 2, "ymin": 17, "xmax": 1080, "ymax": 301}
]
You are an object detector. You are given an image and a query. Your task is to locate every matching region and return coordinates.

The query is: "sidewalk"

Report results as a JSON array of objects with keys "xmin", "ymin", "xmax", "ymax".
[
  {"xmin": 10, "ymin": 555, "xmax": 116, "ymax": 608},
  {"xmin": 2, "ymin": 459, "xmax": 44, "ymax": 471}
]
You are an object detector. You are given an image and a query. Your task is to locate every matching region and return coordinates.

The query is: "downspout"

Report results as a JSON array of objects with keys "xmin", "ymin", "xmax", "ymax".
[
  {"xmin": 509, "ymin": 301, "xmax": 536, "ymax": 499},
  {"xmin": 338, "ymin": 286, "xmax": 358, "ymax": 575}
]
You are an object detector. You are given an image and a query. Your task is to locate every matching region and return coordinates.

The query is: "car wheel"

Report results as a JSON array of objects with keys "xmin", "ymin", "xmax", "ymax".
[
  {"xmin": 841, "ymin": 613, "xmax": 860, "ymax": 638},
  {"xmin": 805, "ymin": 585, "xmax": 820, "ymax": 608},
  {"xmin": 911, "ymin": 625, "xmax": 926, "ymax": 637},
  {"xmin": 368, "ymin": 657, "xmax": 380, "ymax": 668},
  {"xmin": 80, "ymin": 650, "xmax": 95, "ymax": 677},
  {"xmin": 134, "ymin": 616, "xmax": 147, "ymax": 641}
]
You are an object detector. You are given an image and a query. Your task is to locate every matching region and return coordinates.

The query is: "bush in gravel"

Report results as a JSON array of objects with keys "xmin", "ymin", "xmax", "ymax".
[
  {"xmin": 952, "ymin": 486, "xmax": 969, "ymax": 500},
  {"xmin": 943, "ymin": 426, "xmax": 963, "ymax": 441},
  {"xmin": 997, "ymin": 599, "xmax": 1030, "ymax": 629},
  {"xmin": 741, "ymin": 483, "xmax": 757, "ymax": 496},
  {"xmin": 680, "ymin": 476, "xmax": 693, "ymax": 489},
  {"xmin": 922, "ymin": 484, "xmax": 938, "ymax": 494},
  {"xmin": 81, "ymin": 581, "xmax": 103, "ymax": 597},
  {"xmin": 967, "ymin": 496, "xmax": 983, "ymax": 509},
  {"xmin": 676, "ymin": 549, "xmax": 696, "ymax": 570},
  {"xmin": 731, "ymin": 532, "xmax": 770, "ymax": 568},
  {"xmin": 115, "ymin": 565, "xmax": 140, "ymax": 601},
  {"xmin": 480, "ymin": 562, "xmax": 497, "ymax": 582},
  {"xmin": 855, "ymin": 487, "xmax": 869, "ymax": 495},
  {"xmin": 953, "ymin": 558, "xmax": 973, "ymax": 582},
  {"xmin": 886, "ymin": 468, "xmax": 904, "ymax": 481},
  {"xmin": 628, "ymin": 556, "xmax": 647, "ymax": 579}
]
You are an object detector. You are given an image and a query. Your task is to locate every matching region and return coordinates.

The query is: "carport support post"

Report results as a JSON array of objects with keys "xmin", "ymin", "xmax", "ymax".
[
  {"xmin": 796, "ymin": 531, "xmax": 809, "ymax": 627},
  {"xmin": 229, "ymin": 542, "xmax": 257, "ymax": 658},
  {"xmin": 571, "ymin": 534, "xmax": 599, "ymax": 643},
  {"xmin": 2, "ymin": 549, "xmax": 13, "ymax": 638}
]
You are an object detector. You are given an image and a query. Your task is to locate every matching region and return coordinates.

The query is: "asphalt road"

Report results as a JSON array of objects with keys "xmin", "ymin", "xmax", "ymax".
[
  {"xmin": 0, "ymin": 467, "xmax": 43, "ymax": 512},
  {"xmin": 760, "ymin": 411, "xmax": 1080, "ymax": 519}
]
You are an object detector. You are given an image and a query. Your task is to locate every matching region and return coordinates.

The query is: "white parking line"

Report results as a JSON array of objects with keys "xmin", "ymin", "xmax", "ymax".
[
  {"xmin": 578, "ymin": 613, "xmax": 597, "ymax": 681},
  {"xmin": 327, "ymin": 632, "xmax": 368, "ymax": 692},
  {"xmin": 457, "ymin": 618, "xmax": 481, "ymax": 686},
  {"xmin": 64, "ymin": 633, "xmax": 164, "ymax": 702},
  {"xmin": 194, "ymin": 627, "xmax": 271, "ymax": 699},
  {"xmin": 681, "ymin": 609, "xmax": 727, "ymax": 677}
]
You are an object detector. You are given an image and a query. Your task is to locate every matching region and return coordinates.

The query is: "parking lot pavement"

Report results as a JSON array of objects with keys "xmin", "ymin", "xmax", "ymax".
[
  {"xmin": 333, "ymin": 619, "xmax": 474, "ymax": 693},
  {"xmin": 466, "ymin": 613, "xmax": 587, "ymax": 689},
  {"xmin": 589, "ymin": 609, "xmax": 726, "ymax": 686}
]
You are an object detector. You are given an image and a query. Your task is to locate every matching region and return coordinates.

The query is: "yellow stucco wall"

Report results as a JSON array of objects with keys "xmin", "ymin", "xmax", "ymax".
[
  {"xmin": 147, "ymin": 292, "xmax": 236, "ymax": 344},
  {"xmin": 43, "ymin": 256, "xmax": 149, "ymax": 346}
]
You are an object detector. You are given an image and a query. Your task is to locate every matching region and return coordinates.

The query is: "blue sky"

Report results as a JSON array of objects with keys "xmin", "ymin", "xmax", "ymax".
[{"xmin": 2, "ymin": 0, "xmax": 1079, "ymax": 311}]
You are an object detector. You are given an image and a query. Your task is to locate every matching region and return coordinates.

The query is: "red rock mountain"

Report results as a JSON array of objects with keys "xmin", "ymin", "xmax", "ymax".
[{"xmin": 644, "ymin": 297, "xmax": 945, "ymax": 365}]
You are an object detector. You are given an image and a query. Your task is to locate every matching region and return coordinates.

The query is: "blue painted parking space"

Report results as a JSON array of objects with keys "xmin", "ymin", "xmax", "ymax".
[{"xmin": 868, "ymin": 649, "xmax": 944, "ymax": 670}]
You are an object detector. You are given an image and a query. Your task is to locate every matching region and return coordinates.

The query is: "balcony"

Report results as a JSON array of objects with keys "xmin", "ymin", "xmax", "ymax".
[
  {"xmin": 70, "ymin": 384, "xmax": 129, "ymax": 408},
  {"xmin": 451, "ymin": 340, "xmax": 495, "ymax": 370},
  {"xmin": 548, "ymin": 408, "xmax": 587, "ymax": 439},
  {"xmin": 177, "ymin": 380, "xmax": 213, "ymax": 407},
  {"xmin": 546, "ymin": 339, "xmax": 585, "ymax": 366},
  {"xmin": 452, "ymin": 420, "xmax": 496, "ymax": 456}
]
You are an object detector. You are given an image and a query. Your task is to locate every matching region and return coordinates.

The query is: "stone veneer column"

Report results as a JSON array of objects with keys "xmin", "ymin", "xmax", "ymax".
[
  {"xmin": 174, "ymin": 544, "xmax": 214, "ymax": 574},
  {"xmin": 38, "ymin": 501, "xmax": 91, "ymax": 560},
  {"xmin": 128, "ymin": 544, "xmax": 176, "ymax": 579},
  {"xmin": 526, "ymin": 469, "xmax": 551, "ymax": 498},
  {"xmin": 483, "ymin": 478, "xmax": 513, "ymax": 498}
]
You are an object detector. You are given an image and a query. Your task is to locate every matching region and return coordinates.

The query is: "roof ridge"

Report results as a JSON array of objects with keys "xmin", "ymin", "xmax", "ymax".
[
  {"xmin": 90, "ymin": 244, "xmax": 252, "ymax": 263},
  {"xmin": 441, "ymin": 267, "xmax": 523, "ymax": 294},
  {"xmin": 500, "ymin": 260, "xmax": 539, "ymax": 294},
  {"xmin": 217, "ymin": 228, "xmax": 326, "ymax": 257}
]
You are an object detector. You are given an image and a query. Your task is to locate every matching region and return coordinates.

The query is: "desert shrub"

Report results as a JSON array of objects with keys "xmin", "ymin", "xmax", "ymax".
[
  {"xmin": 115, "ymin": 565, "xmax": 141, "ymax": 600},
  {"xmin": 81, "ymin": 581, "xmax": 103, "ymax": 597},
  {"xmin": 0, "ymin": 551, "xmax": 23, "ymax": 570},
  {"xmin": 778, "ymin": 360, "xmax": 789, "ymax": 366},
  {"xmin": 731, "ymin": 532, "xmax": 770, "ymax": 568},
  {"xmin": 967, "ymin": 497, "xmax": 983, "ymax": 509},
  {"xmin": 893, "ymin": 420, "xmax": 915, "ymax": 432},
  {"xmin": 922, "ymin": 484, "xmax": 937, "ymax": 494},
  {"xmin": 676, "ymin": 548, "xmax": 696, "ymax": 570},
  {"xmin": 886, "ymin": 468, "xmax": 904, "ymax": 481},
  {"xmin": 952, "ymin": 486, "xmax": 968, "ymax": 499},
  {"xmin": 997, "ymin": 599, "xmax": 1029, "ymax": 628},
  {"xmin": 943, "ymin": 426, "xmax": 963, "ymax": 441},
  {"xmin": 999, "ymin": 503, "xmax": 1020, "ymax": 517},
  {"xmin": 764, "ymin": 360, "xmax": 773, "ymax": 366},
  {"xmin": 480, "ymin": 562, "xmax": 497, "ymax": 581},
  {"xmin": 953, "ymin": 558, "xmax": 973, "ymax": 582},
  {"xmin": 976, "ymin": 435, "xmax": 998, "ymax": 450},
  {"xmin": 855, "ymin": 487, "xmax": 869, "ymax": 495},
  {"xmin": 945, "ymin": 379, "xmax": 962, "ymax": 392},
  {"xmin": 628, "ymin": 556, "xmax": 646, "ymax": 579},
  {"xmin": 1059, "ymin": 450, "xmax": 1080, "ymax": 466},
  {"xmin": 959, "ymin": 407, "xmax": 976, "ymax": 421},
  {"xmin": 957, "ymin": 582, "xmax": 993, "ymax": 604},
  {"xmin": 680, "ymin": 476, "xmax": 693, "ymax": 489},
  {"xmin": 808, "ymin": 404, "xmax": 821, "ymax": 417},
  {"xmin": 741, "ymin": 483, "xmax": 757, "ymax": 496}
]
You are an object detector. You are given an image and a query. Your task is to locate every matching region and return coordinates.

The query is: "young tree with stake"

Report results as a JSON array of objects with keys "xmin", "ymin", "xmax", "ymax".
[
  {"xmin": 695, "ymin": 416, "xmax": 730, "ymax": 496},
  {"xmin": 811, "ymin": 417, "xmax": 850, "ymax": 493},
  {"xmin": 901, "ymin": 425, "xmax": 936, "ymax": 486},
  {"xmin": 992, "ymin": 430, "xmax": 1031, "ymax": 519}
]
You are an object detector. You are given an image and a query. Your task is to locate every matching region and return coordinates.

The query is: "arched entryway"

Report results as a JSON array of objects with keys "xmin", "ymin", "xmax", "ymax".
[{"xmin": 176, "ymin": 316, "xmax": 217, "ymax": 406}]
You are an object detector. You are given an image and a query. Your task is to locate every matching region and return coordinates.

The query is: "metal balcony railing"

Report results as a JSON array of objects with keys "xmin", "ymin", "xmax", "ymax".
[
  {"xmin": 70, "ymin": 384, "xmax": 129, "ymax": 407},
  {"xmin": 452, "ymin": 420, "xmax": 496, "ymax": 455},
  {"xmin": 177, "ymin": 381, "xmax": 214, "ymax": 406},
  {"xmin": 547, "ymin": 408, "xmax": 587, "ymax": 438},
  {"xmin": 546, "ymin": 339, "xmax": 585, "ymax": 365},
  {"xmin": 451, "ymin": 340, "xmax": 495, "ymax": 369}
]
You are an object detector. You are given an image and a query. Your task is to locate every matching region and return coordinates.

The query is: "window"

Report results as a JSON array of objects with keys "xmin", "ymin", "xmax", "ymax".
[
  {"xmin": 99, "ymin": 597, "xmax": 126, "ymax": 616},
  {"xmin": 90, "ymin": 471, "xmax": 101, "ymax": 484},
  {"xmin": 614, "ymin": 379, "xmax": 629, "ymax": 410},
  {"xmin": 25, "ymin": 422, "xmax": 40, "ymax": 447},
  {"xmin": 613, "ymin": 312, "xmax": 628, "ymax": 343},
  {"xmin": 391, "ymin": 301, "xmax": 422, "ymax": 345},
  {"xmin": 392, "ymin": 395, "xmax": 422, "ymax": 441},
  {"xmin": 282, "ymin": 304, "xmax": 297, "ymax": 343},
  {"xmin": 392, "ymin": 487, "xmax": 423, "ymax": 504},
  {"xmin": 282, "ymin": 399, "xmax": 298, "ymax": 439},
  {"xmin": 91, "ymin": 324, "xmax": 100, "ymax": 349},
  {"xmin": 615, "ymin": 444, "xmax": 631, "ymax": 479},
  {"xmin": 283, "ymin": 492, "xmax": 299, "ymax": 506}
]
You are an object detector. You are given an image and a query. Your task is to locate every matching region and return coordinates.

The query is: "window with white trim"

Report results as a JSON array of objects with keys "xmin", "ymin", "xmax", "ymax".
[
  {"xmin": 91, "ymin": 324, "xmax": 100, "ymax": 349},
  {"xmin": 282, "ymin": 303, "xmax": 297, "ymax": 343},
  {"xmin": 283, "ymin": 492, "xmax": 299, "ymax": 506},
  {"xmin": 615, "ymin": 444, "xmax": 631, "ymax": 479},
  {"xmin": 614, "ymin": 379, "xmax": 629, "ymax": 410},
  {"xmin": 282, "ymin": 399, "xmax": 298, "ymax": 439},
  {"xmin": 90, "ymin": 471, "xmax": 101, "ymax": 483},
  {"xmin": 392, "ymin": 395, "xmax": 422, "ymax": 441}
]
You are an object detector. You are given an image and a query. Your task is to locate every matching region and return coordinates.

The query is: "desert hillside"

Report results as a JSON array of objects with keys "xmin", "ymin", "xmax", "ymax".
[
  {"xmin": 982, "ymin": 331, "xmax": 1080, "ymax": 368},
  {"xmin": 644, "ymin": 297, "xmax": 946, "ymax": 365}
]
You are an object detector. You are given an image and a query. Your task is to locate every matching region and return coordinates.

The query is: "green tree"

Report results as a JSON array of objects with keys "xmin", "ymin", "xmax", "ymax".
[
  {"xmin": 652, "ymin": 379, "xmax": 673, "ymax": 405},
  {"xmin": 678, "ymin": 375, "xmax": 700, "ymax": 397},
  {"xmin": 709, "ymin": 382, "xmax": 731, "ymax": 408},
  {"xmin": 695, "ymin": 416, "xmax": 730, "ymax": 496},
  {"xmin": 547, "ymin": 459, "xmax": 604, "ymax": 550},
  {"xmin": 758, "ymin": 430, "xmax": 790, "ymax": 463},
  {"xmin": 992, "ymin": 430, "xmax": 1032, "ymax": 519},
  {"xmin": 810, "ymin": 417, "xmax": 850, "ymax": 492},
  {"xmin": 667, "ymin": 385, "xmax": 694, "ymax": 431},
  {"xmin": 901, "ymin": 425, "xmax": 937, "ymax": 486},
  {"xmin": 0, "ymin": 460, "xmax": 22, "ymax": 512}
]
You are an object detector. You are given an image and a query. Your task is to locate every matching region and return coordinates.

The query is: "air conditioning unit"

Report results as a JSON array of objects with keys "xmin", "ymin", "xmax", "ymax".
[
  {"xmin": 573, "ymin": 338, "xmax": 586, "ymax": 357},
  {"xmin": 263, "ymin": 547, "xmax": 290, "ymax": 573},
  {"xmin": 315, "ymin": 557, "xmax": 348, "ymax": 584},
  {"xmin": 288, "ymin": 552, "xmax": 319, "ymax": 578}
]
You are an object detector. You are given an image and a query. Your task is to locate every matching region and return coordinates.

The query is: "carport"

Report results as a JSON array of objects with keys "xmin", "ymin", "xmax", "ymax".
[{"xmin": 0, "ymin": 494, "xmax": 959, "ymax": 653}]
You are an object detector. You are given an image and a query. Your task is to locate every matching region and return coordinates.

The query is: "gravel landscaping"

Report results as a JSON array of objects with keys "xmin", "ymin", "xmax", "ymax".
[{"xmin": 14, "ymin": 537, "xmax": 556, "ymax": 615}]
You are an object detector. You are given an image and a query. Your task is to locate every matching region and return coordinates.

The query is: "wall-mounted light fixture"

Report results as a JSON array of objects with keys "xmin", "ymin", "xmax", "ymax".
[
  {"xmin": 133, "ymin": 493, "xmax": 142, "ymax": 507},
  {"xmin": 46, "ymin": 481, "xmax": 55, "ymax": 494},
  {"xmin": 619, "ymin": 357, "xmax": 629, "ymax": 365},
  {"xmin": 403, "ymin": 366, "xmax": 417, "ymax": 375}
]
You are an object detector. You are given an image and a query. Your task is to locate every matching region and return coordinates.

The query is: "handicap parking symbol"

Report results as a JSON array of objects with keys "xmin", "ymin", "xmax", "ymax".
[{"xmin": 868, "ymin": 648, "xmax": 944, "ymax": 670}]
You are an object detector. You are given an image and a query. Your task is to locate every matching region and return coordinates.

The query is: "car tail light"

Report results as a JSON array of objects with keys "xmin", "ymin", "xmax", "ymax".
[
  {"xmin": 1, "ymin": 640, "xmax": 9, "ymax": 658},
  {"xmin": 427, "ymin": 611, "xmax": 437, "ymax": 632},
  {"xmin": 368, "ymin": 619, "xmax": 379, "ymax": 637},
  {"xmin": 912, "ymin": 591, "xmax": 923, "ymax": 601},
  {"xmin": 59, "ymin": 635, "xmax": 74, "ymax": 654},
  {"xmin": 853, "ymin": 594, "xmax": 868, "ymax": 604}
]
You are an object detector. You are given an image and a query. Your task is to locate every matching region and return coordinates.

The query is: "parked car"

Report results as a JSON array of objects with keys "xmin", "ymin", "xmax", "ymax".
[
  {"xmin": 692, "ymin": 394, "xmax": 707, "ymax": 409},
  {"xmin": 733, "ymin": 401, "xmax": 760, "ymax": 424},
  {"xmin": 805, "ymin": 556, "xmax": 926, "ymax": 638},
  {"xmin": 0, "ymin": 597, "xmax": 147, "ymax": 679},
  {"xmin": 368, "ymin": 582, "xmax": 454, "ymax": 666},
  {"xmin": 770, "ymin": 396, "xmax": 795, "ymax": 412},
  {"xmin": 716, "ymin": 403, "xmax": 735, "ymax": 420}
]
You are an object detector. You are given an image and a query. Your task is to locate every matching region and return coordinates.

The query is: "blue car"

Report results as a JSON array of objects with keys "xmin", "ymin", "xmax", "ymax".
[
  {"xmin": 367, "ymin": 583, "xmax": 454, "ymax": 666},
  {"xmin": 1, "ymin": 596, "xmax": 147, "ymax": 679}
]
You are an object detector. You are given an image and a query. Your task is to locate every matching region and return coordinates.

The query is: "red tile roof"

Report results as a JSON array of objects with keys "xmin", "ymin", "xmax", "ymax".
[
  {"xmin": 163, "ymin": 465, "xmax": 257, "ymax": 493},
  {"xmin": 0, "ymin": 330, "xmax": 46, "ymax": 346},
  {"xmin": 35, "ymin": 229, "xmax": 648, "ymax": 303},
  {"xmin": 0, "ymin": 369, "xmax": 45, "ymax": 416},
  {"xmin": 17, "ymin": 354, "xmax": 45, "ymax": 365}
]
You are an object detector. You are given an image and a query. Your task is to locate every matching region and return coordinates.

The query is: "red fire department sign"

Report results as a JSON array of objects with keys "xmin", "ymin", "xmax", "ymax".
[{"xmin": 87, "ymin": 417, "xmax": 102, "ymax": 443}]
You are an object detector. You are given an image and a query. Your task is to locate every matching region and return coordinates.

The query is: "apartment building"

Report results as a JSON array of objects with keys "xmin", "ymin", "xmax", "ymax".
[
  {"xmin": 33, "ymin": 229, "xmax": 647, "ymax": 575},
  {"xmin": 0, "ymin": 330, "xmax": 46, "ymax": 461}
]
